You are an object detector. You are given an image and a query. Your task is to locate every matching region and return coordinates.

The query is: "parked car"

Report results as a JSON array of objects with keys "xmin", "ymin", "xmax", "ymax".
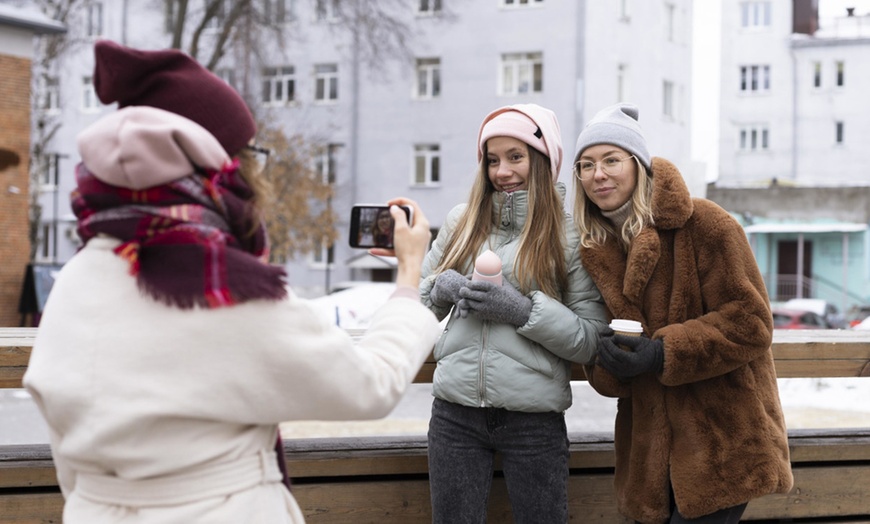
[
  {"xmin": 782, "ymin": 298, "xmax": 846, "ymax": 329},
  {"xmin": 772, "ymin": 308, "xmax": 830, "ymax": 330},
  {"xmin": 846, "ymin": 304, "xmax": 870, "ymax": 328}
]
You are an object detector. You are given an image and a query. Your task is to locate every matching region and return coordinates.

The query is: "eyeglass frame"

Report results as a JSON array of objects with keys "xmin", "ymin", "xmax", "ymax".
[{"xmin": 573, "ymin": 154, "xmax": 637, "ymax": 181}]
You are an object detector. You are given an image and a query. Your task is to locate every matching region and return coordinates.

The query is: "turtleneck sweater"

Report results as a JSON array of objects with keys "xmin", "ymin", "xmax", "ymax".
[{"xmin": 601, "ymin": 199, "xmax": 633, "ymax": 232}]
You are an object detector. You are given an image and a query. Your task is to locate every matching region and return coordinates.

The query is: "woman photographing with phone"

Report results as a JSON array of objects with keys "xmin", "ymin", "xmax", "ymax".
[
  {"xmin": 23, "ymin": 40, "xmax": 440, "ymax": 524},
  {"xmin": 419, "ymin": 104, "xmax": 608, "ymax": 523}
]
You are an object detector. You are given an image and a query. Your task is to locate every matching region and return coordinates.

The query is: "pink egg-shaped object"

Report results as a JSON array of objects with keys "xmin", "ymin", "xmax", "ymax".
[{"xmin": 472, "ymin": 249, "xmax": 503, "ymax": 285}]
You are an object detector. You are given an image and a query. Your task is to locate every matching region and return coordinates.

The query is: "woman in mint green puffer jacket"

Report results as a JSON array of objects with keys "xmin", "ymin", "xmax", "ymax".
[{"xmin": 419, "ymin": 103, "xmax": 608, "ymax": 524}]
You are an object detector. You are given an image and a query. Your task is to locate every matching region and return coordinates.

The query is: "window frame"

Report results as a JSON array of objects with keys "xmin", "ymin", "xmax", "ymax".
[
  {"xmin": 739, "ymin": 64, "xmax": 770, "ymax": 93},
  {"xmin": 86, "ymin": 1, "xmax": 104, "ymax": 38},
  {"xmin": 262, "ymin": 66, "xmax": 296, "ymax": 106},
  {"xmin": 417, "ymin": 0, "xmax": 442, "ymax": 16},
  {"xmin": 81, "ymin": 76, "xmax": 100, "ymax": 112},
  {"xmin": 740, "ymin": 1, "xmax": 771, "ymax": 29},
  {"xmin": 835, "ymin": 121, "xmax": 844, "ymax": 144},
  {"xmin": 414, "ymin": 57, "xmax": 441, "ymax": 100},
  {"xmin": 738, "ymin": 124, "xmax": 770, "ymax": 152},
  {"xmin": 314, "ymin": 143, "xmax": 341, "ymax": 185},
  {"xmin": 314, "ymin": 63, "xmax": 339, "ymax": 103},
  {"xmin": 499, "ymin": 52, "xmax": 543, "ymax": 96},
  {"xmin": 412, "ymin": 144, "xmax": 441, "ymax": 187}
]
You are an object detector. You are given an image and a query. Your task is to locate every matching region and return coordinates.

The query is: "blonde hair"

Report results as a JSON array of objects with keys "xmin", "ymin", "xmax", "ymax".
[
  {"xmin": 573, "ymin": 157, "xmax": 654, "ymax": 251},
  {"xmin": 235, "ymin": 147, "xmax": 274, "ymax": 238},
  {"xmin": 435, "ymin": 145, "xmax": 567, "ymax": 298}
]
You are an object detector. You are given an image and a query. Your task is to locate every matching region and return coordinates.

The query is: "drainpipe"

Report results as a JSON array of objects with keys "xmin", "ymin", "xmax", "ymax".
[{"xmin": 790, "ymin": 47, "xmax": 798, "ymax": 182}]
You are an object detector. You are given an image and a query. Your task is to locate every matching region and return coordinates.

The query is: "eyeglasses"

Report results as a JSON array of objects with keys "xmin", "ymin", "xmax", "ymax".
[
  {"xmin": 244, "ymin": 144, "xmax": 271, "ymax": 171},
  {"xmin": 573, "ymin": 155, "xmax": 636, "ymax": 181}
]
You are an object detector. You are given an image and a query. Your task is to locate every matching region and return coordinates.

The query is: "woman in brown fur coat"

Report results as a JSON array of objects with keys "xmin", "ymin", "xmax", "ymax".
[{"xmin": 572, "ymin": 103, "xmax": 793, "ymax": 524}]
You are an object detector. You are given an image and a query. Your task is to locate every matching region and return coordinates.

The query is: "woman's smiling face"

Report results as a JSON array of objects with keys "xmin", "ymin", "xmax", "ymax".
[
  {"xmin": 577, "ymin": 144, "xmax": 638, "ymax": 211},
  {"xmin": 486, "ymin": 136, "xmax": 530, "ymax": 193}
]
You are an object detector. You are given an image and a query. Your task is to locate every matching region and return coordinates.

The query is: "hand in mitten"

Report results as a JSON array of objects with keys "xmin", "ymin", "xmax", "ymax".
[
  {"xmin": 597, "ymin": 335, "xmax": 664, "ymax": 380},
  {"xmin": 429, "ymin": 269, "xmax": 469, "ymax": 307},
  {"xmin": 456, "ymin": 279, "xmax": 532, "ymax": 327}
]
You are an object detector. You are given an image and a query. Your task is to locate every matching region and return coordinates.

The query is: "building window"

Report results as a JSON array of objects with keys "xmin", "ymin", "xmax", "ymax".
[
  {"xmin": 315, "ymin": 144, "xmax": 340, "ymax": 184},
  {"xmin": 813, "ymin": 61, "xmax": 821, "ymax": 88},
  {"xmin": 40, "ymin": 223, "xmax": 56, "ymax": 262},
  {"xmin": 263, "ymin": 0, "xmax": 293, "ymax": 22},
  {"xmin": 310, "ymin": 238, "xmax": 334, "ymax": 267},
  {"xmin": 203, "ymin": 0, "xmax": 226, "ymax": 29},
  {"xmin": 836, "ymin": 121, "xmax": 844, "ymax": 144},
  {"xmin": 500, "ymin": 52, "xmax": 543, "ymax": 95},
  {"xmin": 418, "ymin": 0, "xmax": 441, "ymax": 15},
  {"xmin": 86, "ymin": 2, "xmax": 104, "ymax": 37},
  {"xmin": 216, "ymin": 68, "xmax": 236, "ymax": 89},
  {"xmin": 501, "ymin": 0, "xmax": 544, "ymax": 6},
  {"xmin": 836, "ymin": 61, "xmax": 845, "ymax": 87},
  {"xmin": 262, "ymin": 66, "xmax": 295, "ymax": 105},
  {"xmin": 740, "ymin": 1, "xmax": 771, "ymax": 28},
  {"xmin": 41, "ymin": 76, "xmax": 60, "ymax": 112},
  {"xmin": 663, "ymin": 80, "xmax": 674, "ymax": 118},
  {"xmin": 619, "ymin": 0, "xmax": 631, "ymax": 20},
  {"xmin": 738, "ymin": 125, "xmax": 769, "ymax": 151},
  {"xmin": 81, "ymin": 76, "xmax": 99, "ymax": 111},
  {"xmin": 415, "ymin": 58, "xmax": 441, "ymax": 99},
  {"xmin": 616, "ymin": 64, "xmax": 628, "ymax": 102},
  {"xmin": 315, "ymin": 0, "xmax": 339, "ymax": 21},
  {"xmin": 665, "ymin": 3, "xmax": 676, "ymax": 42},
  {"xmin": 739, "ymin": 65, "xmax": 770, "ymax": 93},
  {"xmin": 413, "ymin": 144, "xmax": 440, "ymax": 186},
  {"xmin": 314, "ymin": 63, "xmax": 338, "ymax": 102},
  {"xmin": 38, "ymin": 153, "xmax": 60, "ymax": 188}
]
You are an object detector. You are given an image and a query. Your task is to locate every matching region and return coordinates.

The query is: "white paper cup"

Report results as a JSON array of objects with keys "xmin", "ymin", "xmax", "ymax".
[{"xmin": 609, "ymin": 319, "xmax": 643, "ymax": 351}]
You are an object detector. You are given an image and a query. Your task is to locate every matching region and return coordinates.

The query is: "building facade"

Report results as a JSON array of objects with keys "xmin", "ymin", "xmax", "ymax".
[
  {"xmin": 10, "ymin": 0, "xmax": 694, "ymax": 298},
  {"xmin": 713, "ymin": 0, "xmax": 870, "ymax": 313},
  {"xmin": 0, "ymin": 4, "xmax": 65, "ymax": 326}
]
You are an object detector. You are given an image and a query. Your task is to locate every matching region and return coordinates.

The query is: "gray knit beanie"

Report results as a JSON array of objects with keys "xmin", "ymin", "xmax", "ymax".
[{"xmin": 573, "ymin": 103, "xmax": 651, "ymax": 172}]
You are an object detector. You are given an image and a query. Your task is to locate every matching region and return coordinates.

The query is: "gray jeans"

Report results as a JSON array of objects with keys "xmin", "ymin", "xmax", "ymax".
[{"xmin": 427, "ymin": 398, "xmax": 569, "ymax": 524}]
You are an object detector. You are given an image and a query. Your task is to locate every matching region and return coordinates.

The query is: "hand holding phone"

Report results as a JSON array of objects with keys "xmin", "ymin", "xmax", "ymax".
[{"xmin": 349, "ymin": 204, "xmax": 413, "ymax": 249}]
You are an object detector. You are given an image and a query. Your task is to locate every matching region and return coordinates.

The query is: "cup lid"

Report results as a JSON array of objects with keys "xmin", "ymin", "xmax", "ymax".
[{"xmin": 609, "ymin": 319, "xmax": 643, "ymax": 333}]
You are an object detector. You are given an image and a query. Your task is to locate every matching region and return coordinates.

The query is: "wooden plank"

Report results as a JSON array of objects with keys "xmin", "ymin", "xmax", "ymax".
[
  {"xmin": 4, "ymin": 329, "xmax": 870, "ymax": 386},
  {"xmin": 0, "ymin": 492, "xmax": 63, "ymax": 523},
  {"xmin": 744, "ymin": 465, "xmax": 870, "ymax": 520}
]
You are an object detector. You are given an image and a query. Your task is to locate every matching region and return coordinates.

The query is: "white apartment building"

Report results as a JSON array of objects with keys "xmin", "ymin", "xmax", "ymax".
[
  {"xmin": 14, "ymin": 0, "xmax": 693, "ymax": 296},
  {"xmin": 718, "ymin": 0, "xmax": 870, "ymax": 187}
]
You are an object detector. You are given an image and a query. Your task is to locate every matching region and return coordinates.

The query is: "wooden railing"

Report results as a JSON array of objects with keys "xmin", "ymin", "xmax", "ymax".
[{"xmin": 2, "ymin": 328, "xmax": 870, "ymax": 523}]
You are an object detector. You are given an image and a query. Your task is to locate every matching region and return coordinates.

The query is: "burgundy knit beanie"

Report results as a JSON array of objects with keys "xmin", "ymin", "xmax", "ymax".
[{"xmin": 93, "ymin": 40, "xmax": 256, "ymax": 157}]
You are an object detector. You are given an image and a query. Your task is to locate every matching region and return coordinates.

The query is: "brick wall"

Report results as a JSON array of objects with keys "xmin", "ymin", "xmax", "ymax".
[{"xmin": 0, "ymin": 53, "xmax": 33, "ymax": 327}]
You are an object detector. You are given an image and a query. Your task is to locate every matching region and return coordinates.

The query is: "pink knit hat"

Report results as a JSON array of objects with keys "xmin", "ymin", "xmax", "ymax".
[
  {"xmin": 477, "ymin": 104, "xmax": 563, "ymax": 179},
  {"xmin": 93, "ymin": 40, "xmax": 256, "ymax": 157}
]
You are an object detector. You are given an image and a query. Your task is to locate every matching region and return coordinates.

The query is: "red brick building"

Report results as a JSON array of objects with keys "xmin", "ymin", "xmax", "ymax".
[{"xmin": 0, "ymin": 6, "xmax": 65, "ymax": 326}]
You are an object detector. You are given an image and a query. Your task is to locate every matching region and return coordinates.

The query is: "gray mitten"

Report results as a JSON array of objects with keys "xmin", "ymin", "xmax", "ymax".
[
  {"xmin": 457, "ymin": 279, "xmax": 532, "ymax": 326},
  {"xmin": 429, "ymin": 269, "xmax": 469, "ymax": 307}
]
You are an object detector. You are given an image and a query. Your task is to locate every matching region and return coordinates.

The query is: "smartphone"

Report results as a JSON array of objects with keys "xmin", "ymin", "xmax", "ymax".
[{"xmin": 349, "ymin": 204, "xmax": 413, "ymax": 249}]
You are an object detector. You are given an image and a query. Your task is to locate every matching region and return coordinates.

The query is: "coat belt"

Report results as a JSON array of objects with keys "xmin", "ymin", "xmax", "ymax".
[{"xmin": 75, "ymin": 449, "xmax": 282, "ymax": 507}]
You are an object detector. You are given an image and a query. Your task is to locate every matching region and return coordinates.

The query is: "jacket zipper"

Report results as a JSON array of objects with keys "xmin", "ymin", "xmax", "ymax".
[{"xmin": 478, "ymin": 192, "xmax": 515, "ymax": 407}]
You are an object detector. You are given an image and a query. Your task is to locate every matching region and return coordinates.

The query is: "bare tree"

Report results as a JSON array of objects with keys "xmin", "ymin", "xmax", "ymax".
[{"xmin": 27, "ymin": 0, "xmax": 87, "ymax": 261}]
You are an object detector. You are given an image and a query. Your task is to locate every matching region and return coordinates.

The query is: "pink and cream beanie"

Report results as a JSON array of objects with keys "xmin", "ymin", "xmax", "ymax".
[
  {"xmin": 477, "ymin": 104, "xmax": 563, "ymax": 179},
  {"xmin": 93, "ymin": 40, "xmax": 256, "ymax": 157}
]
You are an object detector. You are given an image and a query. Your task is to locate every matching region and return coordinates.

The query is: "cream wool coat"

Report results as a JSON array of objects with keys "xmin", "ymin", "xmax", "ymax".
[
  {"xmin": 24, "ymin": 239, "xmax": 440, "ymax": 523},
  {"xmin": 581, "ymin": 158, "xmax": 793, "ymax": 523}
]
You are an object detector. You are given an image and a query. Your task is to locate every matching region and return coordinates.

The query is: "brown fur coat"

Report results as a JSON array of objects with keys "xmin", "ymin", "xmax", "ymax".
[{"xmin": 580, "ymin": 157, "xmax": 793, "ymax": 523}]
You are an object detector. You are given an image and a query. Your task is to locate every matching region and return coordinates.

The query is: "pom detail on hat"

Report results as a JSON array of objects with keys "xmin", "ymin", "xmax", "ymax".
[
  {"xmin": 477, "ymin": 104, "xmax": 563, "ymax": 179},
  {"xmin": 573, "ymin": 103, "xmax": 651, "ymax": 172},
  {"xmin": 93, "ymin": 40, "xmax": 256, "ymax": 157}
]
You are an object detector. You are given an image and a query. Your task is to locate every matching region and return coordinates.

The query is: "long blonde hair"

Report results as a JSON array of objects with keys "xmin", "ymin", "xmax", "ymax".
[
  {"xmin": 573, "ymin": 157, "xmax": 654, "ymax": 251},
  {"xmin": 436, "ymin": 145, "xmax": 567, "ymax": 298}
]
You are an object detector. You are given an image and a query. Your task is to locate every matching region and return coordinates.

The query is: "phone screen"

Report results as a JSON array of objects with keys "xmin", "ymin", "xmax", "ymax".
[{"xmin": 349, "ymin": 205, "xmax": 411, "ymax": 249}]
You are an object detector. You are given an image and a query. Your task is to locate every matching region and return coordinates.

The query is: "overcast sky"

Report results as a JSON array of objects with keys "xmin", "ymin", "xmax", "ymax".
[{"xmin": 691, "ymin": 0, "xmax": 870, "ymax": 181}]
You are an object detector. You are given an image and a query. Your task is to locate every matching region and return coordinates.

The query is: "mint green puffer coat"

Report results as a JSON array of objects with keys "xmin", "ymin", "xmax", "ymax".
[{"xmin": 420, "ymin": 185, "xmax": 608, "ymax": 412}]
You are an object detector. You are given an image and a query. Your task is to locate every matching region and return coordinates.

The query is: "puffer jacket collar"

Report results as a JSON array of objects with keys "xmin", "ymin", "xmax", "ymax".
[{"xmin": 490, "ymin": 182, "xmax": 567, "ymax": 236}]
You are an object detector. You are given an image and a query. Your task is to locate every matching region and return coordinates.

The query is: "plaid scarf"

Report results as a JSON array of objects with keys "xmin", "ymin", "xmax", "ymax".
[{"xmin": 72, "ymin": 159, "xmax": 287, "ymax": 309}]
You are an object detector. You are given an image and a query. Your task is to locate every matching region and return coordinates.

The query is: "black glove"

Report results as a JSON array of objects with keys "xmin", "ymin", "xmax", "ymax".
[
  {"xmin": 597, "ymin": 334, "xmax": 664, "ymax": 380},
  {"xmin": 429, "ymin": 270, "xmax": 469, "ymax": 307},
  {"xmin": 456, "ymin": 279, "xmax": 532, "ymax": 327}
]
